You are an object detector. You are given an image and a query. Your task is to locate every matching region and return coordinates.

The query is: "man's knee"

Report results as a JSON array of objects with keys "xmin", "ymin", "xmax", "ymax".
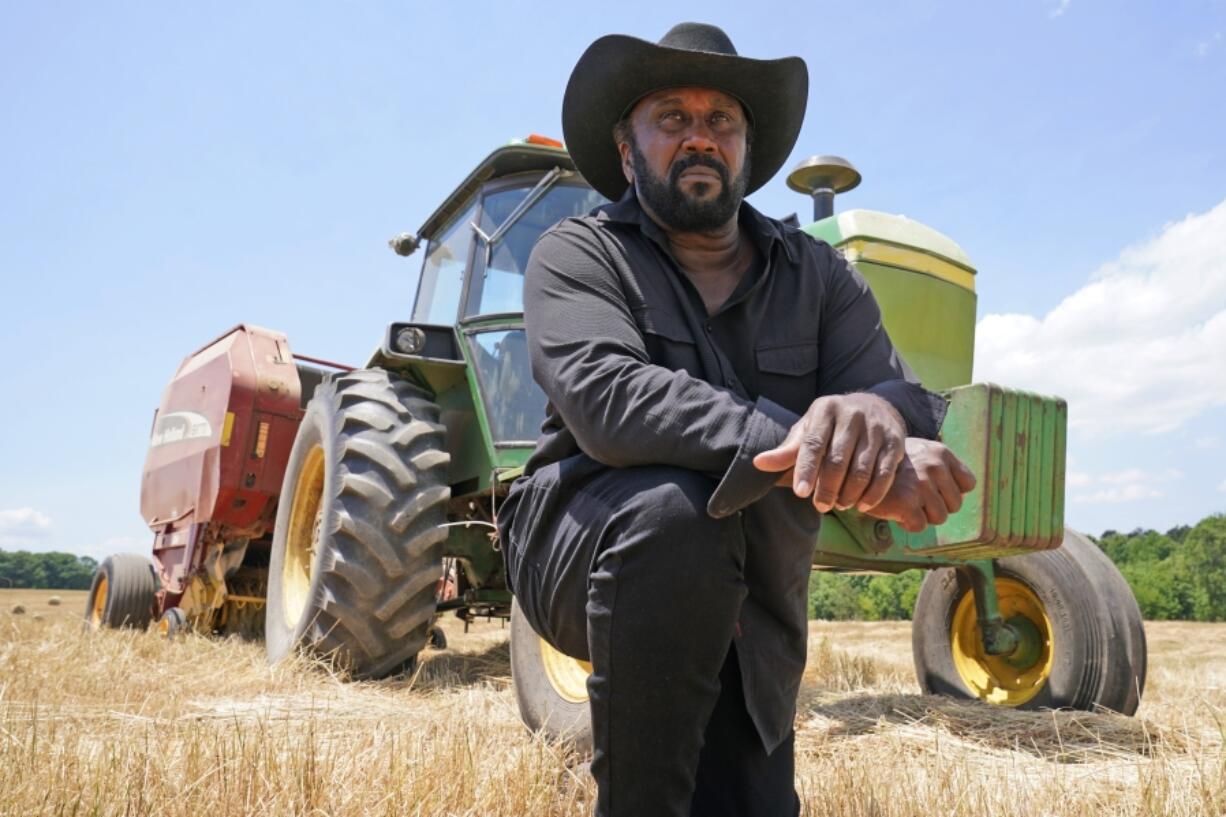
[{"xmin": 600, "ymin": 465, "xmax": 745, "ymax": 576}]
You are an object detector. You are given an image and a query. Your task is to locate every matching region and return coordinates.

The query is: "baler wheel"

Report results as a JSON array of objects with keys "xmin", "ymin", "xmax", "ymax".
[
  {"xmin": 158, "ymin": 607, "xmax": 188, "ymax": 640},
  {"xmin": 509, "ymin": 598, "xmax": 593, "ymax": 752},
  {"xmin": 265, "ymin": 369, "xmax": 450, "ymax": 678},
  {"xmin": 83, "ymin": 554, "xmax": 157, "ymax": 631},
  {"xmin": 912, "ymin": 528, "xmax": 1146, "ymax": 714}
]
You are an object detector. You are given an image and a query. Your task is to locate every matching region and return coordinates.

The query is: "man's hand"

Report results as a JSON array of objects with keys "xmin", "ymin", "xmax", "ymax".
[
  {"xmin": 752, "ymin": 393, "xmax": 908, "ymax": 513},
  {"xmin": 861, "ymin": 438, "xmax": 977, "ymax": 531}
]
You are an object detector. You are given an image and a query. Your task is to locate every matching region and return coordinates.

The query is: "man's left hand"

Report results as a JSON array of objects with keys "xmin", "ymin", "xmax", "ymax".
[
  {"xmin": 859, "ymin": 438, "xmax": 977, "ymax": 531},
  {"xmin": 753, "ymin": 393, "xmax": 907, "ymax": 513}
]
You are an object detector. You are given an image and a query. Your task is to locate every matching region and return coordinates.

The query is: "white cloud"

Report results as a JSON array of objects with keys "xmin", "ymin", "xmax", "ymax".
[
  {"xmin": 0, "ymin": 508, "xmax": 53, "ymax": 547},
  {"xmin": 1196, "ymin": 435, "xmax": 1221, "ymax": 449},
  {"xmin": 976, "ymin": 198, "xmax": 1226, "ymax": 438},
  {"xmin": 1100, "ymin": 467, "xmax": 1181, "ymax": 484},
  {"xmin": 1069, "ymin": 467, "xmax": 1180, "ymax": 505},
  {"xmin": 1075, "ymin": 484, "xmax": 1164, "ymax": 504},
  {"xmin": 1194, "ymin": 32, "xmax": 1221, "ymax": 59},
  {"xmin": 1049, "ymin": 0, "xmax": 1071, "ymax": 18},
  {"xmin": 1218, "ymin": 479, "xmax": 1226, "ymax": 494},
  {"xmin": 1066, "ymin": 470, "xmax": 1093, "ymax": 487}
]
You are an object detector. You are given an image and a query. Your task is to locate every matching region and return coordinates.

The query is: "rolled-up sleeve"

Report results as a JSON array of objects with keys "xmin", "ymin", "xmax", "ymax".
[
  {"xmin": 814, "ymin": 243, "xmax": 948, "ymax": 440},
  {"xmin": 524, "ymin": 225, "xmax": 798, "ymax": 517}
]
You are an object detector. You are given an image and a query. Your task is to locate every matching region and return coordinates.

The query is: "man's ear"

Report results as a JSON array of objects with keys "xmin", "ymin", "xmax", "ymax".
[{"xmin": 618, "ymin": 141, "xmax": 634, "ymax": 184}]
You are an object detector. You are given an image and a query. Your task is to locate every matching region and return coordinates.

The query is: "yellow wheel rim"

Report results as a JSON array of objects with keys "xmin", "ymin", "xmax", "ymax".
[
  {"xmin": 90, "ymin": 575, "xmax": 108, "ymax": 628},
  {"xmin": 950, "ymin": 577, "xmax": 1054, "ymax": 706},
  {"xmin": 539, "ymin": 637, "xmax": 593, "ymax": 704},
  {"xmin": 283, "ymin": 444, "xmax": 326, "ymax": 630}
]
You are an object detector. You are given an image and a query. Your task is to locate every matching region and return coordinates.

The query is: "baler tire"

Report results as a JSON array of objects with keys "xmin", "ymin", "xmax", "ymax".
[
  {"xmin": 265, "ymin": 368, "xmax": 451, "ymax": 678},
  {"xmin": 912, "ymin": 527, "xmax": 1145, "ymax": 714},
  {"xmin": 510, "ymin": 598, "xmax": 593, "ymax": 753},
  {"xmin": 158, "ymin": 607, "xmax": 189, "ymax": 641},
  {"xmin": 84, "ymin": 554, "xmax": 157, "ymax": 631}
]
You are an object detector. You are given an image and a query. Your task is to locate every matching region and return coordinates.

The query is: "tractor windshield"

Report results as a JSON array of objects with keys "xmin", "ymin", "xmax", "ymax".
[{"xmin": 466, "ymin": 179, "xmax": 606, "ymax": 317}]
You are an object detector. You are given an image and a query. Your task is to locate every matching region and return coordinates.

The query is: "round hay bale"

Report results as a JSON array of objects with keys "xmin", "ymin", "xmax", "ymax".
[
  {"xmin": 47, "ymin": 595, "xmax": 62, "ymax": 607},
  {"xmin": 10, "ymin": 604, "xmax": 26, "ymax": 615},
  {"xmin": 32, "ymin": 612, "xmax": 43, "ymax": 621}
]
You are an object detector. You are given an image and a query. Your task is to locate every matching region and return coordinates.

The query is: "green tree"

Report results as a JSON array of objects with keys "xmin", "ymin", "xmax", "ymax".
[
  {"xmin": 858, "ymin": 571, "xmax": 922, "ymax": 620},
  {"xmin": 1120, "ymin": 558, "xmax": 1196, "ymax": 620},
  {"xmin": 1182, "ymin": 514, "xmax": 1226, "ymax": 621},
  {"xmin": 0, "ymin": 549, "xmax": 99, "ymax": 589},
  {"xmin": 1165, "ymin": 524, "xmax": 1192, "ymax": 544},
  {"xmin": 808, "ymin": 572, "xmax": 863, "ymax": 620},
  {"xmin": 1097, "ymin": 529, "xmax": 1177, "ymax": 566}
]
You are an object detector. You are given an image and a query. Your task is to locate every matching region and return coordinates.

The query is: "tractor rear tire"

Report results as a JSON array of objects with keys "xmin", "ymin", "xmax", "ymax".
[
  {"xmin": 912, "ymin": 528, "xmax": 1146, "ymax": 714},
  {"xmin": 510, "ymin": 598, "xmax": 593, "ymax": 752},
  {"xmin": 265, "ymin": 369, "xmax": 450, "ymax": 678},
  {"xmin": 84, "ymin": 554, "xmax": 157, "ymax": 630}
]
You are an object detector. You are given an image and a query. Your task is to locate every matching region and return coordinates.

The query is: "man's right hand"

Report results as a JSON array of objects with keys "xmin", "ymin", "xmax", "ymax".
[{"xmin": 858, "ymin": 438, "xmax": 977, "ymax": 532}]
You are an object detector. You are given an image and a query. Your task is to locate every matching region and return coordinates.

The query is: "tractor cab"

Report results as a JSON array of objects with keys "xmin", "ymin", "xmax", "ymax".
[{"xmin": 375, "ymin": 138, "xmax": 606, "ymax": 486}]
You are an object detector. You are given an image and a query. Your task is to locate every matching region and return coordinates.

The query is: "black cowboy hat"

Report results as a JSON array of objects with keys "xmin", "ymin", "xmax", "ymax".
[{"xmin": 562, "ymin": 22, "xmax": 809, "ymax": 201}]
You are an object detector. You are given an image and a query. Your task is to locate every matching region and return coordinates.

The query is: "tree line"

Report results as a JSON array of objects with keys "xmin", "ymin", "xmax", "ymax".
[
  {"xmin": 6, "ymin": 513, "xmax": 1225, "ymax": 620},
  {"xmin": 0, "ymin": 550, "xmax": 99, "ymax": 590},
  {"xmin": 809, "ymin": 513, "xmax": 1226, "ymax": 622}
]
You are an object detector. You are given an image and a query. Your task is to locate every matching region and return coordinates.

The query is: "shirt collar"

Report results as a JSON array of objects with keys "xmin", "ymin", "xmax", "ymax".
[{"xmin": 594, "ymin": 184, "xmax": 799, "ymax": 266}]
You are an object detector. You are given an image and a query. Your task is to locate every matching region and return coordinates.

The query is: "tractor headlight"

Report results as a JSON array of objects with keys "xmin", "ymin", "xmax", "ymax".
[{"xmin": 394, "ymin": 326, "xmax": 427, "ymax": 355}]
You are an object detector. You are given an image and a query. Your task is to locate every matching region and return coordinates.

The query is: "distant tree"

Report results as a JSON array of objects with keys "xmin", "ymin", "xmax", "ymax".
[
  {"xmin": 1182, "ymin": 514, "xmax": 1226, "ymax": 621},
  {"xmin": 1098, "ymin": 529, "xmax": 1177, "ymax": 565},
  {"xmin": 1120, "ymin": 558, "xmax": 1196, "ymax": 620},
  {"xmin": 0, "ymin": 549, "xmax": 98, "ymax": 589},
  {"xmin": 859, "ymin": 571, "xmax": 922, "ymax": 620},
  {"xmin": 1165, "ymin": 525, "xmax": 1192, "ymax": 544},
  {"xmin": 808, "ymin": 572, "xmax": 863, "ymax": 620}
]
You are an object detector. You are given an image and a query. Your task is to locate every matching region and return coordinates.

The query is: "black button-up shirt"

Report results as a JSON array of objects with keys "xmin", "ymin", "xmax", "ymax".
[{"xmin": 519, "ymin": 186, "xmax": 947, "ymax": 750}]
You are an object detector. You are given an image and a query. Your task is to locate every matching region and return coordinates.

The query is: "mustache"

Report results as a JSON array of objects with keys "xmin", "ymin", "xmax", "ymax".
[{"xmin": 668, "ymin": 153, "xmax": 731, "ymax": 187}]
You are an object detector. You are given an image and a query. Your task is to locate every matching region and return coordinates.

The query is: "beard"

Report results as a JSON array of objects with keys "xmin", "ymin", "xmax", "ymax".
[{"xmin": 630, "ymin": 142, "xmax": 750, "ymax": 233}]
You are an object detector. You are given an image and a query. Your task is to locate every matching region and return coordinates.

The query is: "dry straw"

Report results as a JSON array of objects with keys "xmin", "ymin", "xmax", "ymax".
[{"xmin": 0, "ymin": 593, "xmax": 1222, "ymax": 816}]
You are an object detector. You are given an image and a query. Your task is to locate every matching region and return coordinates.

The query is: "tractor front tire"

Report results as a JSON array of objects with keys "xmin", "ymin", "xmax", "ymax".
[
  {"xmin": 510, "ymin": 598, "xmax": 593, "ymax": 752},
  {"xmin": 265, "ymin": 369, "xmax": 450, "ymax": 678},
  {"xmin": 912, "ymin": 528, "xmax": 1146, "ymax": 714},
  {"xmin": 84, "ymin": 554, "xmax": 157, "ymax": 630}
]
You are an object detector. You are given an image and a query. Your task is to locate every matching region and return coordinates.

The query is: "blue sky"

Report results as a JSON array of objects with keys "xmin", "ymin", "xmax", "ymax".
[{"xmin": 1, "ymin": 1, "xmax": 1224, "ymax": 558}]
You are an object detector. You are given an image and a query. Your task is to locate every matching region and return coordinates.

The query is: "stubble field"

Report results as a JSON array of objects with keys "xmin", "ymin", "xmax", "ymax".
[{"xmin": 0, "ymin": 588, "xmax": 1222, "ymax": 816}]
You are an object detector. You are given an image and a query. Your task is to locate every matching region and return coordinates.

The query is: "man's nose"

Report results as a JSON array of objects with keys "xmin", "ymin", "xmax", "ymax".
[{"xmin": 680, "ymin": 121, "xmax": 719, "ymax": 153}]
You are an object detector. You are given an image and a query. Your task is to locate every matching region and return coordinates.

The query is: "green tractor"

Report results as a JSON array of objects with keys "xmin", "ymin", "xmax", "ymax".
[{"xmin": 259, "ymin": 136, "xmax": 1145, "ymax": 739}]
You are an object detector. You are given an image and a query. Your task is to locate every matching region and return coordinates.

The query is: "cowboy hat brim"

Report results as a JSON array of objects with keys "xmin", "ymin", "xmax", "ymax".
[{"xmin": 562, "ymin": 33, "xmax": 808, "ymax": 202}]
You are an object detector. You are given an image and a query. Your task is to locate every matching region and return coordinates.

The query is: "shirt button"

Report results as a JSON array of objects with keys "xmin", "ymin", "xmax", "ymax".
[{"xmin": 705, "ymin": 323, "xmax": 713, "ymax": 333}]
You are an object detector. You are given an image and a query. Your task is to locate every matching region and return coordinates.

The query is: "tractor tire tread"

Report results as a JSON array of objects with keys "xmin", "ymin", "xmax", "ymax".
[{"xmin": 266, "ymin": 368, "xmax": 451, "ymax": 679}]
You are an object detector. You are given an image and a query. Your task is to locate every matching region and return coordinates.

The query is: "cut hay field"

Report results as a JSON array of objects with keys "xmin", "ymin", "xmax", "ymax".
[{"xmin": 0, "ymin": 588, "xmax": 1222, "ymax": 816}]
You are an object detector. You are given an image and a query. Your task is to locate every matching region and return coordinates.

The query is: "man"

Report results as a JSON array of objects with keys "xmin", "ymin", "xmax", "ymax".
[{"xmin": 497, "ymin": 22, "xmax": 976, "ymax": 817}]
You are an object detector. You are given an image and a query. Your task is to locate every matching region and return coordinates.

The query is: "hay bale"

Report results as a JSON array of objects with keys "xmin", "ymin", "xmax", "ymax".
[
  {"xmin": 32, "ymin": 612, "xmax": 43, "ymax": 621},
  {"xmin": 10, "ymin": 604, "xmax": 26, "ymax": 615},
  {"xmin": 47, "ymin": 595, "xmax": 62, "ymax": 607}
]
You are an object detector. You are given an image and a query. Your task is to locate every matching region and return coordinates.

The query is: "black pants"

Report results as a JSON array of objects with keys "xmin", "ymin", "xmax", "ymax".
[{"xmin": 500, "ymin": 455, "xmax": 800, "ymax": 817}]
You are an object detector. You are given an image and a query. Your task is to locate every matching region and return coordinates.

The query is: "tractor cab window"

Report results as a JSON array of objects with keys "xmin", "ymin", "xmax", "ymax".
[
  {"xmin": 413, "ymin": 200, "xmax": 478, "ymax": 325},
  {"xmin": 468, "ymin": 328, "xmax": 547, "ymax": 444},
  {"xmin": 466, "ymin": 180, "xmax": 606, "ymax": 317}
]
